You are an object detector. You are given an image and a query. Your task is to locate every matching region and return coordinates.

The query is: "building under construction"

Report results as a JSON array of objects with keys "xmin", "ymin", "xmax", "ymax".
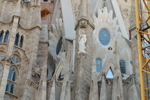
[{"xmin": 0, "ymin": 0, "xmax": 149, "ymax": 100}]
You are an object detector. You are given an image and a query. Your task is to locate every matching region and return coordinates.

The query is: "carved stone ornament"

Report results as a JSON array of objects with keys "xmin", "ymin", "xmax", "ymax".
[
  {"xmin": 5, "ymin": 55, "xmax": 12, "ymax": 64},
  {"xmin": 78, "ymin": 30, "xmax": 87, "ymax": 53},
  {"xmin": 32, "ymin": 63, "xmax": 41, "ymax": 79},
  {"xmin": 27, "ymin": 79, "xmax": 39, "ymax": 89},
  {"xmin": 79, "ymin": 20, "xmax": 88, "ymax": 28}
]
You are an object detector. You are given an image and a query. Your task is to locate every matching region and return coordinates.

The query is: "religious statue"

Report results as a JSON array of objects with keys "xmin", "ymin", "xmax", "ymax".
[{"xmin": 78, "ymin": 31, "xmax": 87, "ymax": 53}]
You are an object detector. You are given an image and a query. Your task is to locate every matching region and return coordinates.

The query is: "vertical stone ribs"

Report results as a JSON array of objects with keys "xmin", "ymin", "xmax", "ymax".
[{"xmin": 74, "ymin": 28, "xmax": 93, "ymax": 100}]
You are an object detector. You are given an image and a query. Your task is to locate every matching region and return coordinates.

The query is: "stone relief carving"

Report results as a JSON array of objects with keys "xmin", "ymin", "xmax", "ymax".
[
  {"xmin": 78, "ymin": 30, "xmax": 87, "ymax": 53},
  {"xmin": 27, "ymin": 79, "xmax": 39, "ymax": 89},
  {"xmin": 32, "ymin": 63, "xmax": 41, "ymax": 81},
  {"xmin": 79, "ymin": 20, "xmax": 88, "ymax": 28}
]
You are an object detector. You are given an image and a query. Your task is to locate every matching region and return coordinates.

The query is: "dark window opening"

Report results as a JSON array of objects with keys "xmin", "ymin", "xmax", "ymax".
[
  {"xmin": 120, "ymin": 60, "xmax": 126, "ymax": 74},
  {"xmin": 56, "ymin": 37, "xmax": 62, "ymax": 55},
  {"xmin": 14, "ymin": 33, "xmax": 19, "ymax": 46},
  {"xmin": 0, "ymin": 31, "xmax": 4, "ymax": 42},
  {"xmin": 20, "ymin": 36, "xmax": 23, "ymax": 48},
  {"xmin": 4, "ymin": 31, "xmax": 9, "ymax": 43}
]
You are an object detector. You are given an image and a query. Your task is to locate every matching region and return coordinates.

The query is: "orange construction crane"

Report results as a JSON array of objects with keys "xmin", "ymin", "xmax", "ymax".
[{"xmin": 135, "ymin": 0, "xmax": 150, "ymax": 99}]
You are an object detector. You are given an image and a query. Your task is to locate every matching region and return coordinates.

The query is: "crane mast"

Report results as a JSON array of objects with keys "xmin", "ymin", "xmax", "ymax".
[{"xmin": 135, "ymin": 0, "xmax": 150, "ymax": 99}]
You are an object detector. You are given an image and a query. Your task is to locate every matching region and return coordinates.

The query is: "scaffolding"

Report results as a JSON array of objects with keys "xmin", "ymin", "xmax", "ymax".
[{"xmin": 135, "ymin": 0, "xmax": 150, "ymax": 99}]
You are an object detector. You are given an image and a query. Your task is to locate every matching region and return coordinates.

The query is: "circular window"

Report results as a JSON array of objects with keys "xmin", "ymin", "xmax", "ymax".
[
  {"xmin": 99, "ymin": 29, "xmax": 110, "ymax": 45},
  {"xmin": 56, "ymin": 37, "xmax": 62, "ymax": 55}
]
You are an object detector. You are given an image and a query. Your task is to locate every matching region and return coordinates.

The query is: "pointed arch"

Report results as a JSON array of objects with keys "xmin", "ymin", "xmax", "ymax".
[
  {"xmin": 106, "ymin": 68, "xmax": 114, "ymax": 78},
  {"xmin": 6, "ymin": 66, "xmax": 18, "ymax": 94},
  {"xmin": 14, "ymin": 50, "xmax": 21, "ymax": 56},
  {"xmin": 102, "ymin": 2, "xmax": 106, "ymax": 8},
  {"xmin": 102, "ymin": 59, "xmax": 115, "ymax": 73},
  {"xmin": 14, "ymin": 33, "xmax": 19, "ymax": 46},
  {"xmin": 4, "ymin": 30, "xmax": 9, "ymax": 43},
  {"xmin": 0, "ymin": 30, "xmax": 4, "ymax": 42},
  {"xmin": 0, "ymin": 47, "xmax": 5, "ymax": 52}
]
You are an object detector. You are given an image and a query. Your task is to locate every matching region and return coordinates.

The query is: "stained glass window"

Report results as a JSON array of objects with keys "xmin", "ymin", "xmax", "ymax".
[
  {"xmin": 11, "ymin": 56, "xmax": 20, "ymax": 64},
  {"xmin": 99, "ymin": 29, "xmax": 110, "ymax": 45}
]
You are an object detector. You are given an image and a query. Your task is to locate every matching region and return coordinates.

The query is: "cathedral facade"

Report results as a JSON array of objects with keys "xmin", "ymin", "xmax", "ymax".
[{"xmin": 0, "ymin": 0, "xmax": 141, "ymax": 100}]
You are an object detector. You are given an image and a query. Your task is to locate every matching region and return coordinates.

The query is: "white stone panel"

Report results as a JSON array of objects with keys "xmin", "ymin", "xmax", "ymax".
[{"xmin": 60, "ymin": 0, "xmax": 76, "ymax": 40}]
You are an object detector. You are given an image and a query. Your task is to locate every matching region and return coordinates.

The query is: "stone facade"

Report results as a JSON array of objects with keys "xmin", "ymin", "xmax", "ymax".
[{"xmin": 0, "ymin": 0, "xmax": 142, "ymax": 100}]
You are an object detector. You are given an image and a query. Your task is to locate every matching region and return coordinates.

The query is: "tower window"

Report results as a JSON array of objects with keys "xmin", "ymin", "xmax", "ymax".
[
  {"xmin": 14, "ymin": 33, "xmax": 19, "ymax": 46},
  {"xmin": 6, "ymin": 66, "xmax": 17, "ymax": 94},
  {"xmin": 120, "ymin": 60, "xmax": 126, "ymax": 74},
  {"xmin": 19, "ymin": 36, "xmax": 23, "ymax": 48},
  {"xmin": 4, "ymin": 31, "xmax": 9, "ymax": 43},
  {"xmin": 0, "ymin": 31, "xmax": 4, "ymax": 43},
  {"xmin": 96, "ymin": 58, "xmax": 102, "ymax": 72},
  {"xmin": 99, "ymin": 29, "xmax": 110, "ymax": 46}
]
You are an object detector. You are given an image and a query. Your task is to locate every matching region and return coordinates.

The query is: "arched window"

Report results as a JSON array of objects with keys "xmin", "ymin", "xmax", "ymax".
[
  {"xmin": 56, "ymin": 37, "xmax": 62, "ymax": 55},
  {"xmin": 99, "ymin": 29, "xmax": 110, "ymax": 45},
  {"xmin": 6, "ymin": 82, "xmax": 10, "ymax": 92},
  {"xmin": 96, "ymin": 58, "xmax": 102, "ymax": 72},
  {"xmin": 0, "ymin": 52, "xmax": 5, "ymax": 59},
  {"xmin": 4, "ymin": 31, "xmax": 9, "ymax": 43},
  {"xmin": 10, "ymin": 84, "xmax": 14, "ymax": 93},
  {"xmin": 120, "ymin": 60, "xmax": 126, "ymax": 74},
  {"xmin": 102, "ymin": 2, "xmax": 106, "ymax": 8},
  {"xmin": 14, "ymin": 33, "xmax": 19, "ymax": 46},
  {"xmin": 19, "ymin": 36, "xmax": 23, "ymax": 48},
  {"xmin": 11, "ymin": 55, "xmax": 20, "ymax": 64},
  {"xmin": 6, "ymin": 67, "xmax": 17, "ymax": 94},
  {"xmin": 8, "ymin": 67, "xmax": 17, "ymax": 81},
  {"xmin": 0, "ymin": 31, "xmax": 4, "ymax": 43}
]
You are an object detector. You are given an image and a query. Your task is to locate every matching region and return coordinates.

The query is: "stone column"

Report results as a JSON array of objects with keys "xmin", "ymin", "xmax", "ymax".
[
  {"xmin": 39, "ymin": 43, "xmax": 49, "ymax": 100},
  {"xmin": 74, "ymin": 24, "xmax": 94, "ymax": 100},
  {"xmin": 49, "ymin": 80, "xmax": 55, "ymax": 100},
  {"xmin": 100, "ymin": 75, "xmax": 107, "ymax": 100}
]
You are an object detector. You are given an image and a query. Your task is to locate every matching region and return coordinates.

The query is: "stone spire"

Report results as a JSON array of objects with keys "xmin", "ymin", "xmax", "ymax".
[
  {"xmin": 75, "ymin": 0, "xmax": 94, "ymax": 29},
  {"xmin": 78, "ymin": 0, "xmax": 88, "ymax": 20},
  {"xmin": 74, "ymin": 0, "xmax": 94, "ymax": 100}
]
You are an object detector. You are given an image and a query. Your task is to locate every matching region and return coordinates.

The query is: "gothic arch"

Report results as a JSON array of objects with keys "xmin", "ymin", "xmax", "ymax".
[{"xmin": 102, "ymin": 59, "xmax": 116, "ymax": 74}]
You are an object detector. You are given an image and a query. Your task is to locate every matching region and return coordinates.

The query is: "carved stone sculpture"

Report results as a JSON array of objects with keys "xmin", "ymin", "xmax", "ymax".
[{"xmin": 78, "ymin": 31, "xmax": 87, "ymax": 53}]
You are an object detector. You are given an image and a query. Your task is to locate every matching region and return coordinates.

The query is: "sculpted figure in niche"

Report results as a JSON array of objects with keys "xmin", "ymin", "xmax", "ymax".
[{"xmin": 78, "ymin": 31, "xmax": 86, "ymax": 53}]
